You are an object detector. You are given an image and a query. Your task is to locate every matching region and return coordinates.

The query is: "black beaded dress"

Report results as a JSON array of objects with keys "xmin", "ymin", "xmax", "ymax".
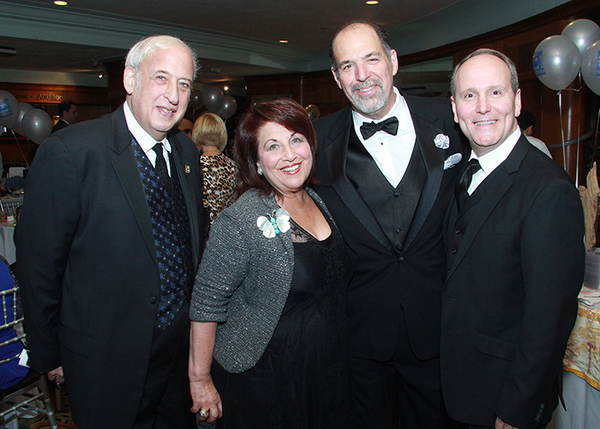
[{"xmin": 211, "ymin": 208, "xmax": 355, "ymax": 428}]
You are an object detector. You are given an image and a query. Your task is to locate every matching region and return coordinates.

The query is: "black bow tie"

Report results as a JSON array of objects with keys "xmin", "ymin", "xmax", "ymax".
[{"xmin": 359, "ymin": 117, "xmax": 399, "ymax": 140}]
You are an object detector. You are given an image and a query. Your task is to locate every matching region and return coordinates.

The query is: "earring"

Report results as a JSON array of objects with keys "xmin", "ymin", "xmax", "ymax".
[{"xmin": 257, "ymin": 165, "xmax": 263, "ymax": 175}]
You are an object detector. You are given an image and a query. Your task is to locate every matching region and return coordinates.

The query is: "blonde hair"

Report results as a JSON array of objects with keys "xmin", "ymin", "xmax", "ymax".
[{"xmin": 192, "ymin": 113, "xmax": 228, "ymax": 152}]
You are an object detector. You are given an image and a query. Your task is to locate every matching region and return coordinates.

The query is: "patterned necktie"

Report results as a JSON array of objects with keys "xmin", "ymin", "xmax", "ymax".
[
  {"xmin": 152, "ymin": 143, "xmax": 171, "ymax": 191},
  {"xmin": 455, "ymin": 159, "xmax": 482, "ymax": 212},
  {"xmin": 360, "ymin": 117, "xmax": 399, "ymax": 140}
]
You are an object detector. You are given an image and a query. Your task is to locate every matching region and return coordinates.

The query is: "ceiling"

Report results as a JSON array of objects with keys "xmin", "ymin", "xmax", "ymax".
[{"xmin": 0, "ymin": 0, "xmax": 572, "ymax": 86}]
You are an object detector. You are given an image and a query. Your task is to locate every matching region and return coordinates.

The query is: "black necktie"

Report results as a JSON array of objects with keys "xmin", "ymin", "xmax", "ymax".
[
  {"xmin": 152, "ymin": 143, "xmax": 171, "ymax": 190},
  {"xmin": 455, "ymin": 159, "xmax": 482, "ymax": 212},
  {"xmin": 360, "ymin": 117, "xmax": 399, "ymax": 140}
]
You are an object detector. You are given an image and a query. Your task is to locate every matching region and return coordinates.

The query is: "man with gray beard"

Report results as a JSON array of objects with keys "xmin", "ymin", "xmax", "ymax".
[{"xmin": 312, "ymin": 21, "xmax": 467, "ymax": 429}]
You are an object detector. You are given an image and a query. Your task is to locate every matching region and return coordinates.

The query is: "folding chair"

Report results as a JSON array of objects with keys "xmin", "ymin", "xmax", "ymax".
[{"xmin": 0, "ymin": 285, "xmax": 57, "ymax": 429}]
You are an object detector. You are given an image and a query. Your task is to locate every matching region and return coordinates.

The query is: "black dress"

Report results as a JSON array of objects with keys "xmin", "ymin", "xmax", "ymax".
[{"xmin": 211, "ymin": 212, "xmax": 355, "ymax": 428}]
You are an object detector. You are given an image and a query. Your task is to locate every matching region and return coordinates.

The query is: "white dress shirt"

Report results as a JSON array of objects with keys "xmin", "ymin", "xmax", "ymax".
[
  {"xmin": 352, "ymin": 87, "xmax": 416, "ymax": 187},
  {"xmin": 123, "ymin": 101, "xmax": 172, "ymax": 176},
  {"xmin": 467, "ymin": 128, "xmax": 521, "ymax": 195}
]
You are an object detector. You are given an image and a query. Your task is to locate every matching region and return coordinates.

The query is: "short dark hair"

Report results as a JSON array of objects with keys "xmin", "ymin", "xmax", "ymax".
[
  {"xmin": 58, "ymin": 100, "xmax": 76, "ymax": 117},
  {"xmin": 329, "ymin": 20, "xmax": 393, "ymax": 73},
  {"xmin": 233, "ymin": 98, "xmax": 317, "ymax": 198},
  {"xmin": 451, "ymin": 48, "xmax": 519, "ymax": 97},
  {"xmin": 517, "ymin": 110, "xmax": 536, "ymax": 130}
]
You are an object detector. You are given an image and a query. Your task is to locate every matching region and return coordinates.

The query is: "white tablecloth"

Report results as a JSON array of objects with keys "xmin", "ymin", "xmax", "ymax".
[
  {"xmin": 548, "ymin": 288, "xmax": 600, "ymax": 429},
  {"xmin": 0, "ymin": 223, "xmax": 16, "ymax": 264}
]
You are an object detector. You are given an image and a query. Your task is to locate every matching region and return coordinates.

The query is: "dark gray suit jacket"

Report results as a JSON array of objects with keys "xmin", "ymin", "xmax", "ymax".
[
  {"xmin": 16, "ymin": 105, "xmax": 206, "ymax": 427},
  {"xmin": 442, "ymin": 134, "xmax": 584, "ymax": 428}
]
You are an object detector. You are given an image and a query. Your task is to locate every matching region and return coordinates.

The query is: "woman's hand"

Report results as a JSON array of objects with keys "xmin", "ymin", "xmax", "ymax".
[
  {"xmin": 189, "ymin": 321, "xmax": 221, "ymax": 423},
  {"xmin": 190, "ymin": 374, "xmax": 223, "ymax": 423}
]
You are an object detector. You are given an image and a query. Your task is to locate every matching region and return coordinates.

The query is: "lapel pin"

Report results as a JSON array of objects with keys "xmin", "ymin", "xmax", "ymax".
[{"xmin": 185, "ymin": 165, "xmax": 191, "ymax": 174}]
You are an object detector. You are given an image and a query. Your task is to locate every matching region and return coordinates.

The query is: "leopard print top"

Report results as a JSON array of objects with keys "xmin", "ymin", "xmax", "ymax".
[{"xmin": 200, "ymin": 152, "xmax": 238, "ymax": 224}]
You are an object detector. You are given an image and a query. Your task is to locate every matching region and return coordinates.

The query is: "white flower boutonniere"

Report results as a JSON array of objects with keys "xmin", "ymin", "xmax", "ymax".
[
  {"xmin": 257, "ymin": 208, "xmax": 291, "ymax": 238},
  {"xmin": 434, "ymin": 134, "xmax": 450, "ymax": 149}
]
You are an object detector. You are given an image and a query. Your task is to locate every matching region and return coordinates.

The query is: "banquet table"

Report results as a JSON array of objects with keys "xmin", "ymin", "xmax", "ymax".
[{"xmin": 548, "ymin": 287, "xmax": 600, "ymax": 429}]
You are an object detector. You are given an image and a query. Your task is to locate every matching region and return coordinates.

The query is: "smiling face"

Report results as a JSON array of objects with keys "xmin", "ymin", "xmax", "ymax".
[
  {"xmin": 256, "ymin": 122, "xmax": 313, "ymax": 198},
  {"xmin": 451, "ymin": 54, "xmax": 521, "ymax": 157},
  {"xmin": 332, "ymin": 23, "xmax": 398, "ymax": 120},
  {"xmin": 123, "ymin": 45, "xmax": 194, "ymax": 141}
]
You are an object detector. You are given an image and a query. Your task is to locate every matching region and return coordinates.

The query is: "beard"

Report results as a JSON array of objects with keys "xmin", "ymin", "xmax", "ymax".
[{"xmin": 349, "ymin": 78, "xmax": 387, "ymax": 115}]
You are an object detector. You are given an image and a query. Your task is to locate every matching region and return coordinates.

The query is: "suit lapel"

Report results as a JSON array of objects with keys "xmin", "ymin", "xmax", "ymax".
[
  {"xmin": 447, "ymin": 135, "xmax": 530, "ymax": 278},
  {"xmin": 110, "ymin": 106, "xmax": 158, "ymax": 268},
  {"xmin": 324, "ymin": 107, "xmax": 392, "ymax": 250},
  {"xmin": 402, "ymin": 112, "xmax": 445, "ymax": 251},
  {"xmin": 169, "ymin": 133, "xmax": 200, "ymax": 265}
]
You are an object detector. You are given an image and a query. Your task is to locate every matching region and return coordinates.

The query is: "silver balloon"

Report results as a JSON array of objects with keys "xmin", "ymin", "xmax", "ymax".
[
  {"xmin": 533, "ymin": 35, "xmax": 581, "ymax": 91},
  {"xmin": 216, "ymin": 95, "xmax": 237, "ymax": 119},
  {"xmin": 23, "ymin": 109, "xmax": 52, "ymax": 144},
  {"xmin": 582, "ymin": 40, "xmax": 600, "ymax": 96},
  {"xmin": 305, "ymin": 104, "xmax": 320, "ymax": 121},
  {"xmin": 562, "ymin": 19, "xmax": 600, "ymax": 56},
  {"xmin": 190, "ymin": 90, "xmax": 203, "ymax": 110},
  {"xmin": 202, "ymin": 86, "xmax": 224, "ymax": 113},
  {"xmin": 0, "ymin": 90, "xmax": 19, "ymax": 129},
  {"xmin": 13, "ymin": 102, "xmax": 33, "ymax": 136}
]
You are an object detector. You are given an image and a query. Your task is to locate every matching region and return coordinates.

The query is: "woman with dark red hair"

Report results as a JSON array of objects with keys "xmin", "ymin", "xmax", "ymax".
[{"xmin": 189, "ymin": 99, "xmax": 354, "ymax": 428}]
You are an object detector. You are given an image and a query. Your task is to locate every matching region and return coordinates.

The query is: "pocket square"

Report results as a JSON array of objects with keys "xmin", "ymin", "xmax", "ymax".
[{"xmin": 444, "ymin": 153, "xmax": 462, "ymax": 170}]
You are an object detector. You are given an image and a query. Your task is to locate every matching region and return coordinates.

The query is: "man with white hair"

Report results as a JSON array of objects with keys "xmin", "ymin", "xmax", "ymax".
[{"xmin": 17, "ymin": 35, "xmax": 206, "ymax": 428}]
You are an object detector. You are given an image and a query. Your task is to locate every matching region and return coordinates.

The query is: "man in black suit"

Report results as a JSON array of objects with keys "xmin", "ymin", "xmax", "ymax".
[
  {"xmin": 16, "ymin": 35, "xmax": 206, "ymax": 429},
  {"xmin": 443, "ymin": 48, "xmax": 584, "ymax": 429},
  {"xmin": 51, "ymin": 100, "xmax": 78, "ymax": 133},
  {"xmin": 313, "ymin": 21, "xmax": 467, "ymax": 429}
]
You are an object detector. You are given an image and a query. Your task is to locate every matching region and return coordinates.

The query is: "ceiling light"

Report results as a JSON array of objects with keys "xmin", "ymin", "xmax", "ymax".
[
  {"xmin": 223, "ymin": 86, "xmax": 229, "ymax": 91},
  {"xmin": 366, "ymin": 1, "xmax": 379, "ymax": 4},
  {"xmin": 279, "ymin": 40, "xmax": 288, "ymax": 44},
  {"xmin": 54, "ymin": 1, "xmax": 68, "ymax": 5}
]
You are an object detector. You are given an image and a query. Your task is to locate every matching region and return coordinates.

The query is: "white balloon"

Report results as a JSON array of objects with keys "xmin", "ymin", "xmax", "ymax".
[
  {"xmin": 582, "ymin": 40, "xmax": 600, "ymax": 96},
  {"xmin": 533, "ymin": 35, "xmax": 581, "ymax": 91},
  {"xmin": 562, "ymin": 19, "xmax": 600, "ymax": 55}
]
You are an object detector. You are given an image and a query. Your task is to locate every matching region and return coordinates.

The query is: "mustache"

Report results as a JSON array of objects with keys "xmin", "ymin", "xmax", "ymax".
[{"xmin": 351, "ymin": 78, "xmax": 383, "ymax": 93}]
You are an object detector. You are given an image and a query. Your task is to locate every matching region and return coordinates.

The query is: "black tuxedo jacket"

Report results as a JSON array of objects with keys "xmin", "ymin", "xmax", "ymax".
[
  {"xmin": 441, "ymin": 135, "xmax": 584, "ymax": 428},
  {"xmin": 313, "ymin": 93, "xmax": 467, "ymax": 361},
  {"xmin": 16, "ymin": 105, "xmax": 206, "ymax": 427}
]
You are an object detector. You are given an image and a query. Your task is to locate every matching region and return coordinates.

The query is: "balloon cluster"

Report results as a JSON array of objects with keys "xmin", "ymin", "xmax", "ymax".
[
  {"xmin": 533, "ymin": 19, "xmax": 600, "ymax": 95},
  {"xmin": 189, "ymin": 86, "xmax": 237, "ymax": 120},
  {"xmin": 0, "ymin": 91, "xmax": 52, "ymax": 143}
]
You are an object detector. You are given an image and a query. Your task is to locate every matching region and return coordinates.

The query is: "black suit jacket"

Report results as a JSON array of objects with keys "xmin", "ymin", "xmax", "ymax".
[
  {"xmin": 441, "ymin": 135, "xmax": 584, "ymax": 428},
  {"xmin": 313, "ymin": 93, "xmax": 467, "ymax": 361},
  {"xmin": 16, "ymin": 105, "xmax": 206, "ymax": 427}
]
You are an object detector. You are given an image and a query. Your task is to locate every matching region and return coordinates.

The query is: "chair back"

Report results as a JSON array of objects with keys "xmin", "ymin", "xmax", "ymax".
[{"xmin": 0, "ymin": 285, "xmax": 24, "ymax": 366}]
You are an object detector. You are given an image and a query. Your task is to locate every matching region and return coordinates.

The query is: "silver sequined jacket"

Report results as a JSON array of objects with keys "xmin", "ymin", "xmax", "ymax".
[{"xmin": 189, "ymin": 187, "xmax": 334, "ymax": 373}]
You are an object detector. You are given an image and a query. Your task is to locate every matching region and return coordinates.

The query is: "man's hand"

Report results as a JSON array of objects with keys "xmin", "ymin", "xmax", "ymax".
[
  {"xmin": 47, "ymin": 366, "xmax": 64, "ymax": 386},
  {"xmin": 495, "ymin": 417, "xmax": 519, "ymax": 429}
]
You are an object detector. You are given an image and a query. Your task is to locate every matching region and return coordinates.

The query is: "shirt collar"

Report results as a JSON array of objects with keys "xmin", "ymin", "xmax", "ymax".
[
  {"xmin": 352, "ymin": 87, "xmax": 413, "ymax": 139},
  {"xmin": 470, "ymin": 128, "xmax": 521, "ymax": 174},
  {"xmin": 123, "ymin": 101, "xmax": 171, "ymax": 154}
]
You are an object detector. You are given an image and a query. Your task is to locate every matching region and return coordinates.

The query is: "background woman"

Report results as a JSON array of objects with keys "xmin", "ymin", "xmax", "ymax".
[
  {"xmin": 189, "ymin": 99, "xmax": 354, "ymax": 428},
  {"xmin": 192, "ymin": 113, "xmax": 238, "ymax": 224}
]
